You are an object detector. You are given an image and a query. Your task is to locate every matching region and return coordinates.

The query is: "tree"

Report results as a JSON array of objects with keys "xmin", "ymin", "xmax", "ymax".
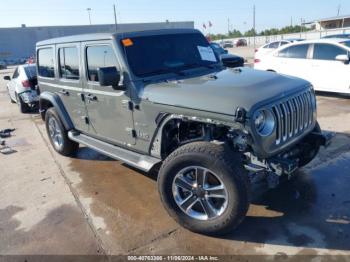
[{"xmin": 244, "ymin": 28, "xmax": 257, "ymax": 37}]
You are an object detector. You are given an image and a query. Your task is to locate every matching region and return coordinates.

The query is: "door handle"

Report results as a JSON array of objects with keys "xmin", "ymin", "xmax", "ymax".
[
  {"xmin": 86, "ymin": 94, "xmax": 97, "ymax": 102},
  {"xmin": 59, "ymin": 89, "xmax": 69, "ymax": 96}
]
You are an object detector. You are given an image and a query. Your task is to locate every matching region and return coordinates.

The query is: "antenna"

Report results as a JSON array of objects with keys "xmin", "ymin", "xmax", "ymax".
[{"xmin": 113, "ymin": 3, "xmax": 118, "ymax": 32}]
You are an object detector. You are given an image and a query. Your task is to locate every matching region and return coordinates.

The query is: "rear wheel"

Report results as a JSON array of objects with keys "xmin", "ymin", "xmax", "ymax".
[
  {"xmin": 45, "ymin": 108, "xmax": 79, "ymax": 156},
  {"xmin": 158, "ymin": 142, "xmax": 250, "ymax": 235},
  {"xmin": 16, "ymin": 93, "xmax": 29, "ymax": 113}
]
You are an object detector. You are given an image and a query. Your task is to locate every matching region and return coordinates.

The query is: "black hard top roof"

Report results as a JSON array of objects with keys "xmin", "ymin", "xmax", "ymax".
[{"xmin": 36, "ymin": 28, "xmax": 200, "ymax": 46}]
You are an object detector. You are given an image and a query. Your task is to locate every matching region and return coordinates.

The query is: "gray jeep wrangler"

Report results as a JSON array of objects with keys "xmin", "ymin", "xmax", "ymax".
[{"xmin": 36, "ymin": 29, "xmax": 330, "ymax": 235}]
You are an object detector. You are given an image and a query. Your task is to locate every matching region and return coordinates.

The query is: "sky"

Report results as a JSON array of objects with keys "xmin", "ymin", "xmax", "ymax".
[{"xmin": 1, "ymin": 0, "xmax": 350, "ymax": 34}]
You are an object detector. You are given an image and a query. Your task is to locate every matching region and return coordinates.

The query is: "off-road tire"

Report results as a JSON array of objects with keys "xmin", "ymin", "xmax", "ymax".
[
  {"xmin": 16, "ymin": 93, "xmax": 29, "ymax": 113},
  {"xmin": 45, "ymin": 107, "xmax": 79, "ymax": 156},
  {"xmin": 298, "ymin": 122, "xmax": 321, "ymax": 168},
  {"xmin": 158, "ymin": 142, "xmax": 250, "ymax": 236}
]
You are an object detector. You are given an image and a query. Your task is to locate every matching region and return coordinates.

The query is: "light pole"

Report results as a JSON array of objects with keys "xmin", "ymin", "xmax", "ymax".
[{"xmin": 86, "ymin": 8, "xmax": 92, "ymax": 25}]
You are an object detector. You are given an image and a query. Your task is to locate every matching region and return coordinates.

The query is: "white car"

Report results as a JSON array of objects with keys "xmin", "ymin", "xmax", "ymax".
[
  {"xmin": 3, "ymin": 64, "xmax": 39, "ymax": 113},
  {"xmin": 255, "ymin": 39, "xmax": 305, "ymax": 61},
  {"xmin": 254, "ymin": 39, "xmax": 350, "ymax": 94}
]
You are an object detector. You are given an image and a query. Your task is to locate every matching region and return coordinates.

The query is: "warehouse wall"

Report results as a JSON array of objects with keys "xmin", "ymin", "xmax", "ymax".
[{"xmin": 0, "ymin": 21, "xmax": 194, "ymax": 61}]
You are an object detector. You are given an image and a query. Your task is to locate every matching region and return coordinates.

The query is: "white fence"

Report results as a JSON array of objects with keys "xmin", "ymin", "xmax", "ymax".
[{"xmin": 225, "ymin": 27, "xmax": 350, "ymax": 47}]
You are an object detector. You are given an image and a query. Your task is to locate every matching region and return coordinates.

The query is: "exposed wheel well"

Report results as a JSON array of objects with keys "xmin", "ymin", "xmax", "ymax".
[{"xmin": 160, "ymin": 118, "xmax": 230, "ymax": 159}]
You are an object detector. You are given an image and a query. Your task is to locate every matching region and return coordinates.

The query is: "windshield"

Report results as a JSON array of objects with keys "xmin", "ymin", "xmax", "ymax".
[{"xmin": 121, "ymin": 33, "xmax": 218, "ymax": 77}]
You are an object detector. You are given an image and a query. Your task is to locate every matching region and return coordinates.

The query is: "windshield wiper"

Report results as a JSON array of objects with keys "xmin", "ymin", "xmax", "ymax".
[
  {"xmin": 178, "ymin": 63, "xmax": 216, "ymax": 70},
  {"xmin": 140, "ymin": 68, "xmax": 185, "ymax": 77}
]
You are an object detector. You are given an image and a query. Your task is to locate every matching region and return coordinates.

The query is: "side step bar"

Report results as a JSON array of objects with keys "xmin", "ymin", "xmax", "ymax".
[{"xmin": 68, "ymin": 131, "xmax": 161, "ymax": 172}]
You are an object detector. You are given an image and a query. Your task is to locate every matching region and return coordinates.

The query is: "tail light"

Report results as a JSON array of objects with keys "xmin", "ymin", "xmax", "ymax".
[
  {"xmin": 21, "ymin": 80, "xmax": 31, "ymax": 89},
  {"xmin": 254, "ymin": 59, "xmax": 261, "ymax": 63}
]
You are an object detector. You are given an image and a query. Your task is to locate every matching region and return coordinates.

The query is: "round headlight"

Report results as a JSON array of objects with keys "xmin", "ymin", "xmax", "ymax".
[{"xmin": 253, "ymin": 109, "xmax": 275, "ymax": 136}]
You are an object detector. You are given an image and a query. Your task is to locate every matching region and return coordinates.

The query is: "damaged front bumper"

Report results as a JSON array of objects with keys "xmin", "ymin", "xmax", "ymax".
[{"xmin": 245, "ymin": 130, "xmax": 333, "ymax": 187}]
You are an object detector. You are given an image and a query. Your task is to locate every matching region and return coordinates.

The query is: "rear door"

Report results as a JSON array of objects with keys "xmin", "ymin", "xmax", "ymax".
[
  {"xmin": 310, "ymin": 43, "xmax": 350, "ymax": 92},
  {"xmin": 56, "ymin": 44, "xmax": 88, "ymax": 132},
  {"xmin": 274, "ymin": 44, "xmax": 311, "ymax": 80},
  {"xmin": 82, "ymin": 41, "xmax": 135, "ymax": 145}
]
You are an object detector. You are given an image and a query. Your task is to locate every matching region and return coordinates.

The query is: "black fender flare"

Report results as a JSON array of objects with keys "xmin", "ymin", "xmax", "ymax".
[{"xmin": 39, "ymin": 91, "xmax": 74, "ymax": 130}]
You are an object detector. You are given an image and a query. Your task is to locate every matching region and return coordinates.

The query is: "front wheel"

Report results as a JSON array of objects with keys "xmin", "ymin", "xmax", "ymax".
[{"xmin": 158, "ymin": 142, "xmax": 250, "ymax": 236}]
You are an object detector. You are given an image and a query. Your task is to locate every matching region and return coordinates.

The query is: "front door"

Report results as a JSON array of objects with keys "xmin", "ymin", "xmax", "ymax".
[
  {"xmin": 310, "ymin": 43, "xmax": 350, "ymax": 93},
  {"xmin": 8, "ymin": 68, "xmax": 19, "ymax": 100},
  {"xmin": 82, "ymin": 42, "xmax": 135, "ymax": 146}
]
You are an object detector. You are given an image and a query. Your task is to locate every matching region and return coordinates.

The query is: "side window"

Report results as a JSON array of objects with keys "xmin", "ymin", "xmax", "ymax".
[
  {"xmin": 38, "ymin": 48, "xmax": 55, "ymax": 78},
  {"xmin": 280, "ymin": 41, "xmax": 289, "ymax": 46},
  {"xmin": 59, "ymin": 47, "xmax": 80, "ymax": 80},
  {"xmin": 86, "ymin": 45, "xmax": 117, "ymax": 82},
  {"xmin": 313, "ymin": 44, "xmax": 347, "ymax": 61},
  {"xmin": 12, "ymin": 68, "xmax": 19, "ymax": 79},
  {"xmin": 278, "ymin": 44, "xmax": 309, "ymax": 59},
  {"xmin": 268, "ymin": 42, "xmax": 280, "ymax": 49}
]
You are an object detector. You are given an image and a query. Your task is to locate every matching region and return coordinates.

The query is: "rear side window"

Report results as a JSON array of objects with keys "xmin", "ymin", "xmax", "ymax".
[
  {"xmin": 278, "ymin": 44, "xmax": 309, "ymax": 59},
  {"xmin": 12, "ymin": 68, "xmax": 19, "ymax": 79},
  {"xmin": 268, "ymin": 42, "xmax": 280, "ymax": 49},
  {"xmin": 38, "ymin": 48, "xmax": 55, "ymax": 78},
  {"xmin": 24, "ymin": 66, "xmax": 37, "ymax": 79},
  {"xmin": 280, "ymin": 41, "xmax": 289, "ymax": 46},
  {"xmin": 313, "ymin": 44, "xmax": 347, "ymax": 61},
  {"xmin": 86, "ymin": 45, "xmax": 117, "ymax": 82},
  {"xmin": 59, "ymin": 47, "xmax": 80, "ymax": 80}
]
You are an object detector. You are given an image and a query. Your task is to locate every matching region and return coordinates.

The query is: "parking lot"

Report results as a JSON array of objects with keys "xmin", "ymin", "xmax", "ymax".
[{"xmin": 1, "ymin": 63, "xmax": 350, "ymax": 259}]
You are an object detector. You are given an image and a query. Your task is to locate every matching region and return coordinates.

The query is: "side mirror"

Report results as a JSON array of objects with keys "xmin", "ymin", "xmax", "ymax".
[
  {"xmin": 3, "ymin": 76, "xmax": 11, "ymax": 81},
  {"xmin": 98, "ymin": 67, "xmax": 122, "ymax": 88},
  {"xmin": 224, "ymin": 50, "xmax": 229, "ymax": 54},
  {"xmin": 335, "ymin": 54, "xmax": 350, "ymax": 63}
]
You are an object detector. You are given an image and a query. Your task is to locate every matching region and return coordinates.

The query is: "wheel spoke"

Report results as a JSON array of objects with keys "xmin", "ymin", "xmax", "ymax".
[
  {"xmin": 180, "ymin": 194, "xmax": 198, "ymax": 211},
  {"xmin": 174, "ymin": 176, "xmax": 193, "ymax": 191},
  {"xmin": 206, "ymin": 185, "xmax": 227, "ymax": 199},
  {"xmin": 55, "ymin": 134, "xmax": 62, "ymax": 146},
  {"xmin": 196, "ymin": 168, "xmax": 206, "ymax": 187},
  {"xmin": 200, "ymin": 198, "xmax": 217, "ymax": 219}
]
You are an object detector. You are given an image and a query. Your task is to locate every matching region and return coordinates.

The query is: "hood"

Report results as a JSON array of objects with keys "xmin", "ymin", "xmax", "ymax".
[{"xmin": 141, "ymin": 68, "xmax": 310, "ymax": 116}]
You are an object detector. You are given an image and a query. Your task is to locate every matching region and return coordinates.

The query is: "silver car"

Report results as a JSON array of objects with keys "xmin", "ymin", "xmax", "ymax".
[{"xmin": 4, "ymin": 64, "xmax": 38, "ymax": 113}]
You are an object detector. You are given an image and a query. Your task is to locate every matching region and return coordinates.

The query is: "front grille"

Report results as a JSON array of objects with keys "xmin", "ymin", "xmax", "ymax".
[{"xmin": 272, "ymin": 89, "xmax": 315, "ymax": 145}]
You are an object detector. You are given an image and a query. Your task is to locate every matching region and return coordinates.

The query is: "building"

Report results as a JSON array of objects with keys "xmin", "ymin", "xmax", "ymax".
[
  {"xmin": 312, "ymin": 15, "xmax": 350, "ymax": 31},
  {"xmin": 0, "ymin": 21, "xmax": 194, "ymax": 62}
]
